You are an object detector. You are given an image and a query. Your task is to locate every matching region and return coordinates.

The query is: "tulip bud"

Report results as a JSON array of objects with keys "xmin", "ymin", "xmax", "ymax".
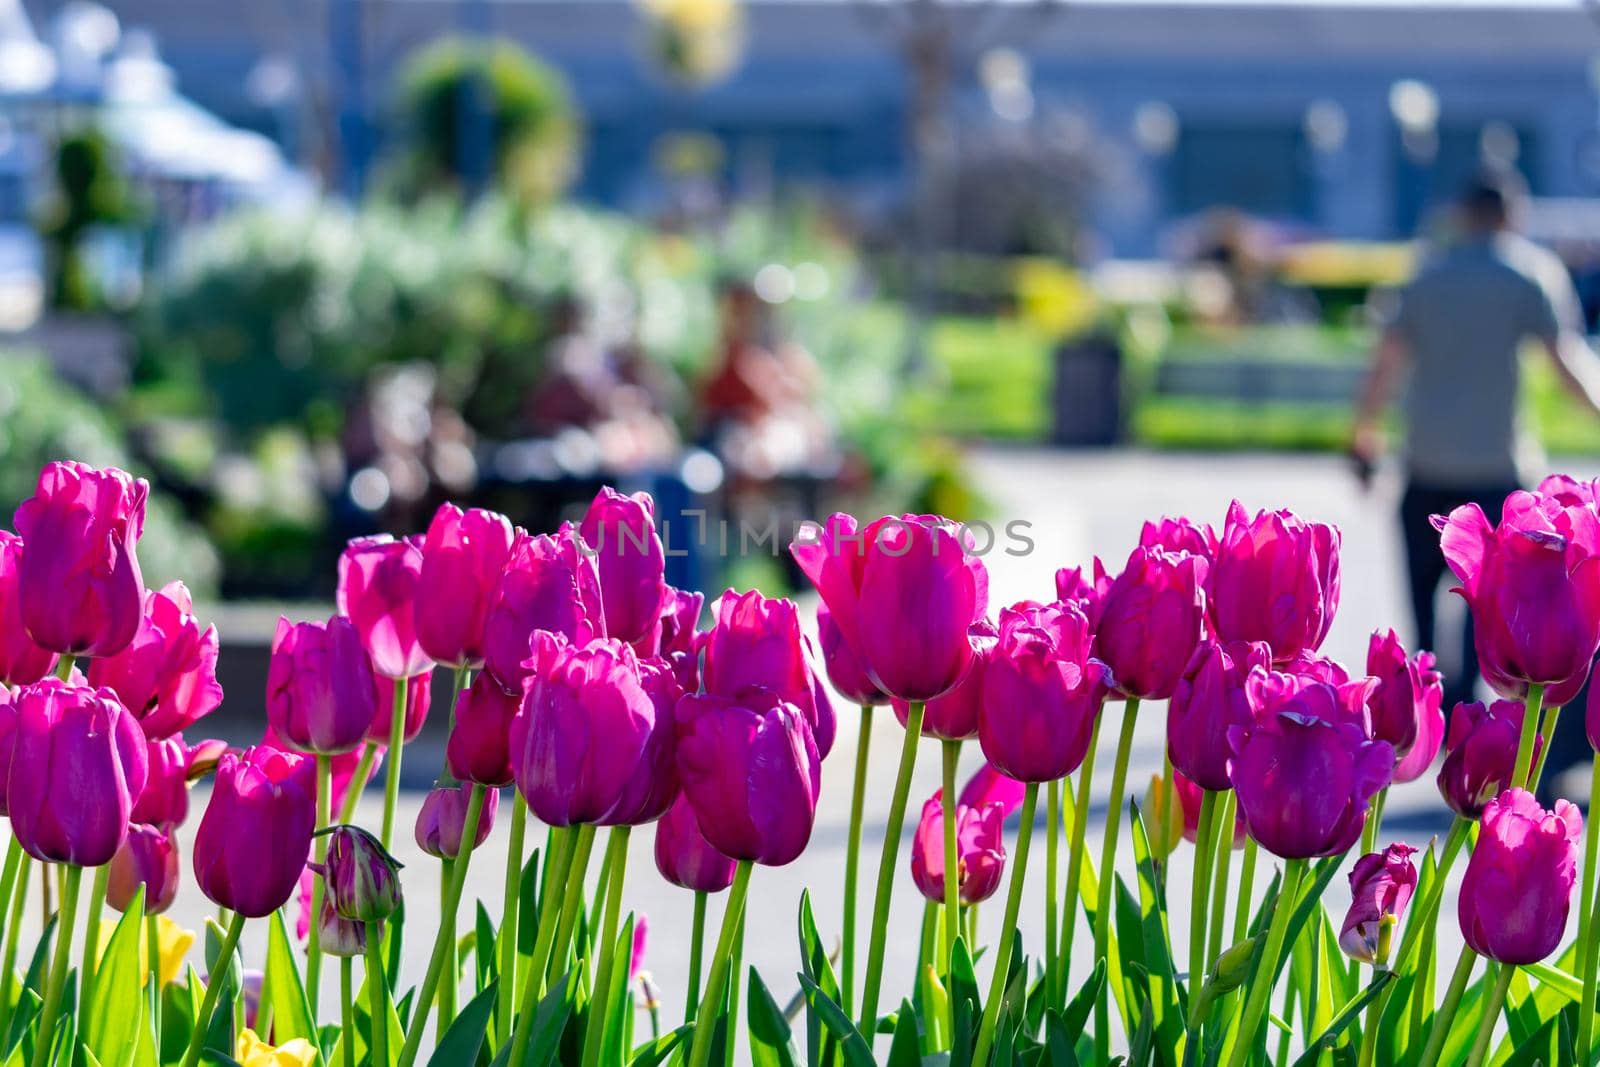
[
  {"xmin": 482, "ymin": 527, "xmax": 604, "ymax": 693},
  {"xmin": 1366, "ymin": 630, "xmax": 1445, "ymax": 783},
  {"xmin": 316, "ymin": 825, "xmax": 404, "ymax": 923},
  {"xmin": 415, "ymin": 503, "xmax": 516, "ymax": 668},
  {"xmin": 908, "ymin": 791, "xmax": 1006, "ymax": 905},
  {"xmin": 1339, "ymin": 844, "xmax": 1417, "ymax": 964},
  {"xmin": 630, "ymin": 916, "xmax": 649, "ymax": 981},
  {"xmin": 1141, "ymin": 775, "xmax": 1183, "ymax": 860},
  {"xmin": 1459, "ymin": 789, "xmax": 1581, "ymax": 965},
  {"xmin": 978, "ymin": 602, "xmax": 1112, "ymax": 783},
  {"xmin": 654, "ymin": 794, "xmax": 737, "ymax": 893},
  {"xmin": 675, "ymin": 691, "xmax": 821, "ymax": 867},
  {"xmin": 370, "ymin": 672, "xmax": 432, "ymax": 746},
  {"xmin": 108, "ymin": 824, "xmax": 180, "ymax": 914},
  {"xmin": 1167, "ymin": 640, "xmax": 1270, "ymax": 792},
  {"xmin": 267, "ymin": 616, "xmax": 377, "ymax": 756},
  {"xmin": 316, "ymin": 895, "xmax": 368, "ymax": 958},
  {"xmin": 88, "ymin": 582, "xmax": 223, "ymax": 740},
  {"xmin": 8, "ymin": 680, "xmax": 148, "ymax": 866},
  {"xmin": 193, "ymin": 746, "xmax": 316, "ymax": 917},
  {"xmin": 1208, "ymin": 501, "xmax": 1340, "ymax": 663},
  {"xmin": 704, "ymin": 589, "xmax": 835, "ymax": 757},
  {"xmin": 415, "ymin": 782, "xmax": 499, "ymax": 860},
  {"xmin": 893, "ymin": 622, "xmax": 997, "ymax": 742},
  {"xmin": 1095, "ymin": 545, "xmax": 1209, "ymax": 700},
  {"xmin": 337, "ymin": 535, "xmax": 435, "ymax": 680},
  {"xmin": 579, "ymin": 487, "xmax": 670, "ymax": 646},
  {"xmin": 13, "ymin": 461, "xmax": 148, "ymax": 657},
  {"xmin": 1209, "ymin": 935, "xmax": 1262, "ymax": 995},
  {"xmin": 1437, "ymin": 699, "xmax": 1539, "ymax": 821},
  {"xmin": 817, "ymin": 604, "xmax": 885, "ymax": 707},
  {"xmin": 0, "ymin": 534, "xmax": 55, "ymax": 685},
  {"xmin": 446, "ymin": 672, "xmax": 519, "ymax": 787}
]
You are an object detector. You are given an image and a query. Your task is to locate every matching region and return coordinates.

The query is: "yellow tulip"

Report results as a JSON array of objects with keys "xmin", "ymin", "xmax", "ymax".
[
  {"xmin": 235, "ymin": 1029, "xmax": 319, "ymax": 1067},
  {"xmin": 96, "ymin": 914, "xmax": 195, "ymax": 988}
]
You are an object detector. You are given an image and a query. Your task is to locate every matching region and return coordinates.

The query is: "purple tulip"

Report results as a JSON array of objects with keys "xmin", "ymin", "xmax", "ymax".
[
  {"xmin": 1459, "ymin": 789, "xmax": 1581, "ymax": 965},
  {"xmin": 636, "ymin": 586, "xmax": 703, "ymax": 692},
  {"xmin": 415, "ymin": 503, "xmax": 516, "ymax": 668},
  {"xmin": 108, "ymin": 824, "xmax": 179, "ymax": 914},
  {"xmin": 482, "ymin": 527, "xmax": 604, "ymax": 693},
  {"xmin": 1140, "ymin": 515, "xmax": 1217, "ymax": 560},
  {"xmin": 193, "ymin": 746, "xmax": 316, "ymax": 917},
  {"xmin": 674, "ymin": 690, "xmax": 821, "ymax": 866},
  {"xmin": 1436, "ymin": 490, "xmax": 1600, "ymax": 704},
  {"xmin": 338, "ymin": 535, "xmax": 435, "ymax": 680},
  {"xmin": 1229, "ymin": 668, "xmax": 1394, "ymax": 859},
  {"xmin": 0, "ymin": 534, "xmax": 55, "ymax": 685},
  {"xmin": 599, "ymin": 656, "xmax": 682, "ymax": 826},
  {"xmin": 1366, "ymin": 629, "xmax": 1445, "ymax": 783},
  {"xmin": 1438, "ymin": 699, "xmax": 1541, "ymax": 820},
  {"xmin": 978, "ymin": 601, "xmax": 1113, "ymax": 783},
  {"xmin": 13, "ymin": 461, "xmax": 148, "ymax": 657},
  {"xmin": 447, "ymin": 672, "xmax": 520, "ymax": 787},
  {"xmin": 817, "ymin": 603, "xmax": 886, "ymax": 707},
  {"xmin": 315, "ymin": 825, "xmax": 403, "ymax": 922},
  {"xmin": 1208, "ymin": 501, "xmax": 1341, "ymax": 663},
  {"xmin": 1339, "ymin": 843, "xmax": 1418, "ymax": 963},
  {"xmin": 893, "ymin": 621, "xmax": 996, "ymax": 741},
  {"xmin": 1167, "ymin": 640, "xmax": 1272, "ymax": 792},
  {"xmin": 369, "ymin": 672, "xmax": 432, "ymax": 746},
  {"xmin": 908, "ymin": 790, "xmax": 1006, "ymax": 905},
  {"xmin": 1096, "ymin": 545, "xmax": 1209, "ymax": 700},
  {"xmin": 317, "ymin": 896, "xmax": 368, "ymax": 958},
  {"xmin": 89, "ymin": 582, "xmax": 223, "ymax": 741},
  {"xmin": 1054, "ymin": 560, "xmax": 1112, "ymax": 626},
  {"xmin": 703, "ymin": 588, "xmax": 835, "ymax": 756},
  {"xmin": 415, "ymin": 782, "xmax": 499, "ymax": 860},
  {"xmin": 654, "ymin": 793, "xmax": 737, "ymax": 893},
  {"xmin": 8, "ymin": 679, "xmax": 148, "ymax": 866},
  {"xmin": 131, "ymin": 735, "xmax": 201, "ymax": 830},
  {"xmin": 957, "ymin": 762, "xmax": 1026, "ymax": 819},
  {"xmin": 580, "ymin": 487, "xmax": 670, "ymax": 646},
  {"xmin": 266, "ymin": 616, "xmax": 377, "ymax": 757}
]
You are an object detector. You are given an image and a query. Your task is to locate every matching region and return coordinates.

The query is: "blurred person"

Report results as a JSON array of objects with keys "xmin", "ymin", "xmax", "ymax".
[
  {"xmin": 526, "ymin": 296, "xmax": 616, "ymax": 434},
  {"xmin": 1352, "ymin": 170, "xmax": 1600, "ymax": 711}
]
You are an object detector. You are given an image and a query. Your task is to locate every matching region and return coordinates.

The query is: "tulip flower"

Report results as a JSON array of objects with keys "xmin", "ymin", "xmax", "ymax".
[
  {"xmin": 1339, "ymin": 843, "xmax": 1418, "ymax": 963},
  {"xmin": 1366, "ymin": 629, "xmax": 1445, "ymax": 782},
  {"xmin": 13, "ymin": 461, "xmax": 148, "ymax": 657},
  {"xmin": 1208, "ymin": 501, "xmax": 1341, "ymax": 662},
  {"xmin": 446, "ymin": 672, "xmax": 519, "ymax": 787},
  {"xmin": 1140, "ymin": 515, "xmax": 1217, "ymax": 560},
  {"xmin": 0, "ymin": 688, "xmax": 16, "ymax": 818},
  {"xmin": 482, "ymin": 527, "xmax": 604, "ymax": 693},
  {"xmin": 599, "ymin": 656, "xmax": 683, "ymax": 826},
  {"xmin": 415, "ymin": 782, "xmax": 499, "ymax": 860},
  {"xmin": 630, "ymin": 916, "xmax": 649, "ymax": 981},
  {"xmin": 978, "ymin": 601, "xmax": 1113, "ymax": 783},
  {"xmin": 1459, "ymin": 789, "xmax": 1581, "ymax": 964},
  {"xmin": 1538, "ymin": 473, "xmax": 1600, "ymax": 506},
  {"xmin": 703, "ymin": 588, "xmax": 835, "ymax": 756},
  {"xmin": 580, "ymin": 487, "xmax": 670, "ymax": 646},
  {"xmin": 908, "ymin": 790, "xmax": 1006, "ymax": 905},
  {"xmin": 646, "ymin": 586, "xmax": 704, "ymax": 691},
  {"xmin": 791, "ymin": 513, "xmax": 988, "ymax": 702},
  {"xmin": 266, "ymin": 616, "xmax": 377, "ymax": 756},
  {"xmin": 315, "ymin": 896, "xmax": 367, "ymax": 959},
  {"xmin": 1054, "ymin": 560, "xmax": 1112, "ymax": 625},
  {"xmin": 1167, "ymin": 640, "xmax": 1271, "ymax": 791},
  {"xmin": 1435, "ymin": 490, "xmax": 1600, "ymax": 704},
  {"xmin": 892, "ymin": 621, "xmax": 997, "ymax": 741},
  {"xmin": 958, "ymin": 762, "xmax": 1026, "ymax": 819},
  {"xmin": 8, "ymin": 679, "xmax": 148, "ymax": 866},
  {"xmin": 88, "ymin": 582, "xmax": 222, "ymax": 740},
  {"xmin": 1172, "ymin": 769, "xmax": 1245, "ymax": 846},
  {"xmin": 337, "ymin": 535, "xmax": 434, "ymax": 680},
  {"xmin": 235, "ymin": 1029, "xmax": 318, "ymax": 1067},
  {"xmin": 1439, "ymin": 699, "xmax": 1542, "ymax": 820},
  {"xmin": 675, "ymin": 690, "xmax": 821, "ymax": 866},
  {"xmin": 1229, "ymin": 669, "xmax": 1394, "ymax": 859},
  {"xmin": 0, "ymin": 533, "xmax": 55, "ymax": 685},
  {"xmin": 315, "ymin": 825, "xmax": 404, "ymax": 923},
  {"xmin": 817, "ymin": 603, "xmax": 886, "ymax": 707},
  {"xmin": 415, "ymin": 504, "xmax": 516, "ymax": 667},
  {"xmin": 1095, "ymin": 545, "xmax": 1208, "ymax": 701},
  {"xmin": 193, "ymin": 746, "xmax": 316, "ymax": 917},
  {"xmin": 654, "ymin": 793, "xmax": 737, "ymax": 893},
  {"xmin": 1281, "ymin": 650, "xmax": 1352, "ymax": 685},
  {"xmin": 132, "ymin": 736, "xmax": 198, "ymax": 830},
  {"xmin": 511, "ymin": 637, "xmax": 661, "ymax": 826},
  {"xmin": 370, "ymin": 672, "xmax": 432, "ymax": 746},
  {"xmin": 108, "ymin": 824, "xmax": 180, "ymax": 914}
]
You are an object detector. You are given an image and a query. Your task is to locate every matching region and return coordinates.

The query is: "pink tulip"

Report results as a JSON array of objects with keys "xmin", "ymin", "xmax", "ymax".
[
  {"xmin": 338, "ymin": 535, "xmax": 435, "ymax": 679},
  {"xmin": 131, "ymin": 735, "xmax": 208, "ymax": 830},
  {"xmin": 89, "ymin": 582, "xmax": 222, "ymax": 740},
  {"xmin": 1054, "ymin": 560, "xmax": 1112, "ymax": 625},
  {"xmin": 7, "ymin": 679, "xmax": 148, "ymax": 866},
  {"xmin": 636, "ymin": 586, "xmax": 703, "ymax": 692},
  {"xmin": 1140, "ymin": 515, "xmax": 1217, "ymax": 560},
  {"xmin": 447, "ymin": 672, "xmax": 519, "ymax": 787},
  {"xmin": 1173, "ymin": 769, "xmax": 1245, "ymax": 846},
  {"xmin": 1459, "ymin": 789, "xmax": 1581, "ymax": 965},
  {"xmin": 1167, "ymin": 640, "xmax": 1271, "ymax": 792},
  {"xmin": 1435, "ymin": 490, "xmax": 1600, "ymax": 704},
  {"xmin": 978, "ymin": 601, "xmax": 1112, "ymax": 783},
  {"xmin": 893, "ymin": 621, "xmax": 996, "ymax": 741},
  {"xmin": 1438, "ymin": 699, "xmax": 1540, "ymax": 820},
  {"xmin": 1365, "ymin": 629, "xmax": 1445, "ymax": 783},
  {"xmin": 908, "ymin": 790, "xmax": 1006, "ymax": 905},
  {"xmin": 415, "ymin": 782, "xmax": 499, "ymax": 860},
  {"xmin": 0, "ymin": 688, "xmax": 16, "ymax": 817},
  {"xmin": 0, "ymin": 534, "xmax": 55, "ymax": 685},
  {"xmin": 630, "ymin": 916, "xmax": 649, "ymax": 980},
  {"xmin": 1340, "ymin": 843, "xmax": 1418, "ymax": 963},
  {"xmin": 266, "ymin": 615, "xmax": 376, "ymax": 756},
  {"xmin": 1095, "ymin": 545, "xmax": 1209, "ymax": 700},
  {"xmin": 957, "ymin": 762, "xmax": 1026, "ymax": 819},
  {"xmin": 482, "ymin": 527, "xmax": 604, "ymax": 693},
  {"xmin": 108, "ymin": 824, "xmax": 179, "ymax": 914},
  {"xmin": 415, "ymin": 504, "xmax": 516, "ymax": 667},
  {"xmin": 703, "ymin": 589, "xmax": 835, "ymax": 755},
  {"xmin": 654, "ymin": 793, "xmax": 737, "ymax": 893},
  {"xmin": 13, "ymin": 461, "xmax": 148, "ymax": 657},
  {"xmin": 817, "ymin": 603, "xmax": 886, "ymax": 707},
  {"xmin": 369, "ymin": 672, "xmax": 433, "ymax": 746},
  {"xmin": 1281, "ymin": 650, "xmax": 1352, "ymax": 685},
  {"xmin": 1208, "ymin": 501, "xmax": 1341, "ymax": 663},
  {"xmin": 579, "ymin": 487, "xmax": 670, "ymax": 646},
  {"xmin": 193, "ymin": 746, "xmax": 316, "ymax": 917}
]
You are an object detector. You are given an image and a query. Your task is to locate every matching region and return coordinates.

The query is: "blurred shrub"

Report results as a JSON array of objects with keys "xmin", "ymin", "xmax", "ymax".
[{"xmin": 40, "ymin": 127, "xmax": 140, "ymax": 312}]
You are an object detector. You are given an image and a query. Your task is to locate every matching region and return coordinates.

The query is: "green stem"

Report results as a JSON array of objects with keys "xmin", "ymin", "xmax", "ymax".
[
  {"xmin": 1362, "ymin": 787, "xmax": 1388, "ymax": 856},
  {"xmin": 589, "ymin": 840, "xmax": 614, "ymax": 935},
  {"xmin": 1531, "ymin": 703, "xmax": 1563, "ymax": 790},
  {"xmin": 524, "ymin": 826, "xmax": 576, "ymax": 999},
  {"xmin": 381, "ymin": 677, "xmax": 408, "ymax": 849},
  {"xmin": 725, "ymin": 912, "xmax": 745, "ymax": 1067},
  {"xmin": 394, "ymin": 783, "xmax": 485, "ymax": 1067},
  {"xmin": 1224, "ymin": 858, "xmax": 1306, "ymax": 1067},
  {"xmin": 972, "ymin": 783, "xmax": 1039, "ymax": 1067},
  {"xmin": 1045, "ymin": 778, "xmax": 1060, "ymax": 1004},
  {"xmin": 1512, "ymin": 683, "xmax": 1544, "ymax": 790},
  {"xmin": 1232, "ymin": 837, "xmax": 1257, "ymax": 942},
  {"xmin": 0, "ymin": 854, "xmax": 31, "ymax": 1037},
  {"xmin": 1418, "ymin": 948, "xmax": 1478, "ymax": 1067},
  {"xmin": 366, "ymin": 921, "xmax": 389, "ymax": 1067},
  {"xmin": 146, "ymin": 914, "xmax": 162, "ymax": 1047},
  {"xmin": 841, "ymin": 706, "xmax": 873, "ymax": 1013},
  {"xmin": 1190, "ymin": 789, "xmax": 1218, "ymax": 993},
  {"xmin": 941, "ymin": 739, "xmax": 961, "ymax": 973},
  {"xmin": 308, "ymin": 752, "xmax": 331, "ymax": 1010},
  {"xmin": 857, "ymin": 700, "xmax": 924, "ymax": 1038},
  {"xmin": 580, "ymin": 826, "xmax": 632, "ymax": 1067},
  {"xmin": 1579, "ymin": 754, "xmax": 1600, "ymax": 1063},
  {"xmin": 337, "ymin": 743, "xmax": 379, "ymax": 824},
  {"xmin": 53, "ymin": 654, "xmax": 75, "ymax": 682},
  {"xmin": 438, "ymin": 858, "xmax": 456, "ymax": 1030},
  {"xmin": 1060, "ymin": 715, "xmax": 1101, "ymax": 993},
  {"xmin": 1393, "ymin": 818, "xmax": 1471, "ymax": 976},
  {"xmin": 497, "ymin": 797, "xmax": 527, "ymax": 1047},
  {"xmin": 0, "ymin": 839, "xmax": 22, "ymax": 965},
  {"xmin": 340, "ymin": 957, "xmax": 355, "ymax": 1067},
  {"xmin": 32, "ymin": 864, "xmax": 82, "ymax": 1067},
  {"xmin": 1465, "ymin": 963, "xmax": 1514, "ymax": 1067},
  {"xmin": 685, "ymin": 860, "xmax": 754, "ymax": 1067},
  {"xmin": 546, "ymin": 824, "xmax": 597, "ymax": 984},
  {"xmin": 1094, "ymin": 697, "xmax": 1141, "ymax": 1061},
  {"xmin": 78, "ymin": 862, "xmax": 110, "ymax": 1025},
  {"xmin": 685, "ymin": 891, "xmax": 708, "ymax": 1023},
  {"xmin": 175, "ymin": 908, "xmax": 245, "ymax": 1067},
  {"xmin": 1207, "ymin": 791, "xmax": 1236, "ymax": 966}
]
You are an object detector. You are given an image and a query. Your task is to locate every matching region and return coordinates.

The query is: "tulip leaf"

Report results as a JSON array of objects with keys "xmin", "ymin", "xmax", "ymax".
[
  {"xmin": 426, "ymin": 979, "xmax": 498, "ymax": 1067},
  {"xmin": 948, "ymin": 937, "xmax": 981, "ymax": 1067},
  {"xmin": 1288, "ymin": 970, "xmax": 1393, "ymax": 1067},
  {"xmin": 1128, "ymin": 801, "xmax": 1187, "ymax": 1052},
  {"xmin": 748, "ymin": 969, "xmax": 802, "ymax": 1067},
  {"xmin": 796, "ymin": 891, "xmax": 842, "ymax": 1067},
  {"xmin": 797, "ymin": 974, "xmax": 875, "ymax": 1067},
  {"xmin": 475, "ymin": 901, "xmax": 499, "ymax": 997},
  {"xmin": 1525, "ymin": 960, "xmax": 1583, "ymax": 1003},
  {"xmin": 628, "ymin": 1025, "xmax": 690, "ymax": 1067},
  {"xmin": 200, "ymin": 919, "xmax": 240, "ymax": 1060},
  {"xmin": 1061, "ymin": 959, "xmax": 1105, "ymax": 1041},
  {"xmin": 86, "ymin": 886, "xmax": 147, "ymax": 1067},
  {"xmin": 885, "ymin": 999, "xmax": 921, "ymax": 1067},
  {"xmin": 518, "ymin": 847, "xmax": 541, "ymax": 960},
  {"xmin": 263, "ymin": 908, "xmax": 316, "ymax": 1047},
  {"xmin": 599, "ymin": 914, "xmax": 636, "ymax": 1067},
  {"xmin": 527, "ymin": 970, "xmax": 577, "ymax": 1066}
]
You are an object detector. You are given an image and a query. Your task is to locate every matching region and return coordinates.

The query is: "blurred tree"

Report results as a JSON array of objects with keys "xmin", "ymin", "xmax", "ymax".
[{"xmin": 39, "ymin": 127, "xmax": 139, "ymax": 312}]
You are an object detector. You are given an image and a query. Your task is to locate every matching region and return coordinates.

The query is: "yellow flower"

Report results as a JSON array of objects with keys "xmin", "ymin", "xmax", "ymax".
[
  {"xmin": 235, "ymin": 1029, "xmax": 318, "ymax": 1067},
  {"xmin": 95, "ymin": 914, "xmax": 195, "ymax": 988}
]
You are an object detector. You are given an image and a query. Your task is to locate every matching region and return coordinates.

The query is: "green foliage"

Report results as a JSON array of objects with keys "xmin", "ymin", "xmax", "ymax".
[{"xmin": 40, "ymin": 126, "xmax": 140, "ymax": 311}]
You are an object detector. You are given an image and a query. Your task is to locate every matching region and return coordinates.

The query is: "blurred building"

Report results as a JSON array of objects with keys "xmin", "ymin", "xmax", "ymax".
[{"xmin": 24, "ymin": 0, "xmax": 1600, "ymax": 255}]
